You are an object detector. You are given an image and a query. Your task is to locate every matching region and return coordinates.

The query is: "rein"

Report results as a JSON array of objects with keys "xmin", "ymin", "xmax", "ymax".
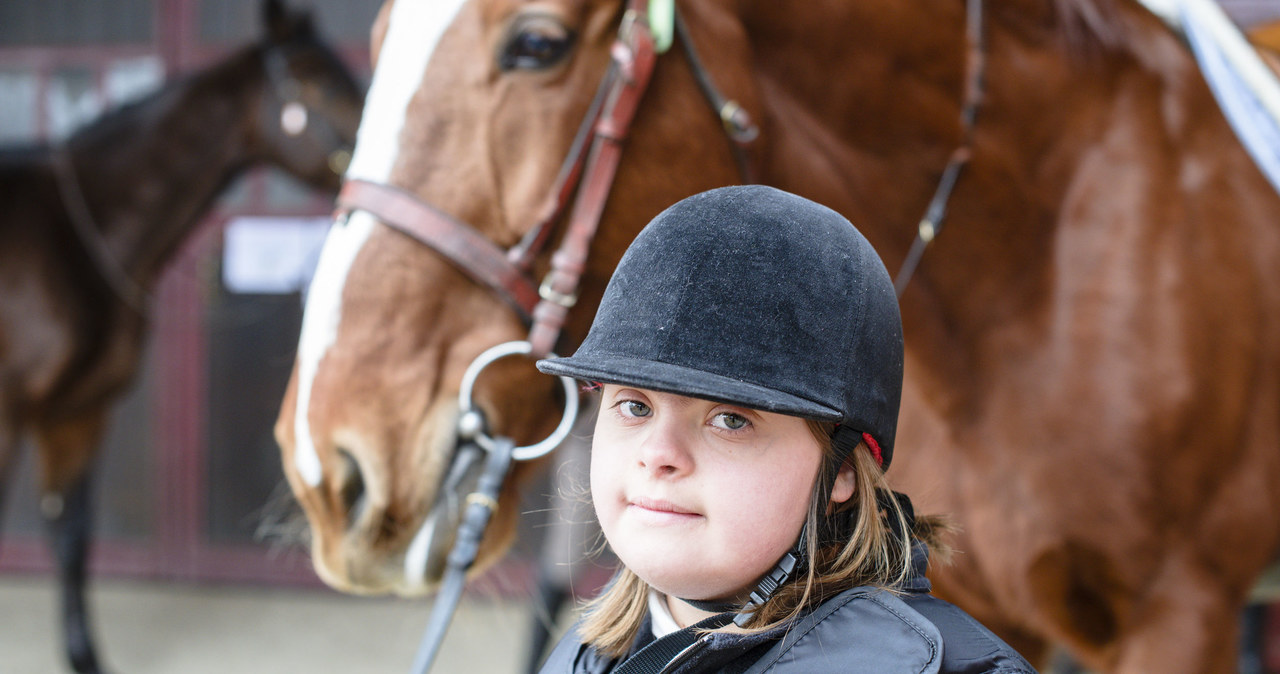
[
  {"xmin": 391, "ymin": 2, "xmax": 756, "ymax": 671},
  {"xmin": 51, "ymin": 148, "xmax": 150, "ymax": 314},
  {"xmin": 335, "ymin": 0, "xmax": 757, "ymax": 358},
  {"xmin": 892, "ymin": 0, "xmax": 985, "ymax": 297},
  {"xmin": 409, "ymin": 341, "xmax": 580, "ymax": 674}
]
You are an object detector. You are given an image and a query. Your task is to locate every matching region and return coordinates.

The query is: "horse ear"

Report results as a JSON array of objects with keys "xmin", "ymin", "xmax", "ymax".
[
  {"xmin": 263, "ymin": 0, "xmax": 287, "ymax": 39},
  {"xmin": 262, "ymin": 0, "xmax": 313, "ymax": 42}
]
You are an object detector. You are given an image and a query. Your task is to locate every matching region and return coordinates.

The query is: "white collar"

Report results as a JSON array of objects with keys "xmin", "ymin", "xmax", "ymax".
[{"xmin": 648, "ymin": 590, "xmax": 682, "ymax": 638}]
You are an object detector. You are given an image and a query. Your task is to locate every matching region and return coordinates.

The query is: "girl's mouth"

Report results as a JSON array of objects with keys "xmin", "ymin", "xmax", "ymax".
[{"xmin": 628, "ymin": 496, "xmax": 701, "ymax": 519}]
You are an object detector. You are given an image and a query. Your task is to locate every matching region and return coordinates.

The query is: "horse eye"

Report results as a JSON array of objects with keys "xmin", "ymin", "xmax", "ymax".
[{"xmin": 498, "ymin": 15, "xmax": 574, "ymax": 72}]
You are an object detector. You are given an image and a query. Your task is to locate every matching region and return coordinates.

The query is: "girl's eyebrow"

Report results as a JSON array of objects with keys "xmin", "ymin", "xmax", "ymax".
[
  {"xmin": 606, "ymin": 387, "xmax": 765, "ymax": 418},
  {"xmin": 609, "ymin": 387, "xmax": 692, "ymax": 409}
]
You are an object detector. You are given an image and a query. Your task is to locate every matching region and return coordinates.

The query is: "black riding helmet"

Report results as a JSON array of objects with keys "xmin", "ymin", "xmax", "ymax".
[{"xmin": 536, "ymin": 184, "xmax": 904, "ymax": 468}]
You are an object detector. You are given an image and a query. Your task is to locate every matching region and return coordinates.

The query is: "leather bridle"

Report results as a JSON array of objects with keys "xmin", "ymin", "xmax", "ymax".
[
  {"xmin": 892, "ymin": 0, "xmax": 985, "ymax": 297},
  {"xmin": 53, "ymin": 40, "xmax": 356, "ymax": 317},
  {"xmin": 382, "ymin": 2, "xmax": 986, "ymax": 670},
  {"xmin": 333, "ymin": 0, "xmax": 757, "ymax": 358}
]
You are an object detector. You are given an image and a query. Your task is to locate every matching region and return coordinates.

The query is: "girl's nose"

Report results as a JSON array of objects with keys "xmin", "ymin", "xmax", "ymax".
[{"xmin": 637, "ymin": 421, "xmax": 694, "ymax": 477}]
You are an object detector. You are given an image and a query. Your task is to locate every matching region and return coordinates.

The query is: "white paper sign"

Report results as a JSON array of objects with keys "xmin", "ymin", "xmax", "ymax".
[{"xmin": 222, "ymin": 216, "xmax": 331, "ymax": 294}]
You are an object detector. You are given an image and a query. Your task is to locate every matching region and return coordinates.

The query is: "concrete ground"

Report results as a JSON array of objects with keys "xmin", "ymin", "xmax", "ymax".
[{"xmin": 1, "ymin": 573, "xmax": 573, "ymax": 674}]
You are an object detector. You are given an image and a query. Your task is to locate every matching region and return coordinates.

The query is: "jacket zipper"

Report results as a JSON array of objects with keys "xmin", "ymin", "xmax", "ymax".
[{"xmin": 659, "ymin": 634, "xmax": 713, "ymax": 673}]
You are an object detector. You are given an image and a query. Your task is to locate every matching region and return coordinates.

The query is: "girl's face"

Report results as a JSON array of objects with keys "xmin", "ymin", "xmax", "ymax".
[{"xmin": 592, "ymin": 385, "xmax": 825, "ymax": 602}]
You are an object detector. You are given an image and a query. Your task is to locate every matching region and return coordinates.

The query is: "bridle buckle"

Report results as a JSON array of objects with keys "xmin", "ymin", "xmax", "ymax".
[{"xmin": 538, "ymin": 274, "xmax": 579, "ymax": 308}]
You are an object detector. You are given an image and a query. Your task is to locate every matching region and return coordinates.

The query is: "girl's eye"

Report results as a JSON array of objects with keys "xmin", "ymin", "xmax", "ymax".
[
  {"xmin": 712, "ymin": 412, "xmax": 750, "ymax": 431},
  {"xmin": 619, "ymin": 400, "xmax": 652, "ymax": 418}
]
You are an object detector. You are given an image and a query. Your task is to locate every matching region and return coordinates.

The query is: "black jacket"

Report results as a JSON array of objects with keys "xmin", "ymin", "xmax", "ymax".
[{"xmin": 539, "ymin": 551, "xmax": 1036, "ymax": 673}]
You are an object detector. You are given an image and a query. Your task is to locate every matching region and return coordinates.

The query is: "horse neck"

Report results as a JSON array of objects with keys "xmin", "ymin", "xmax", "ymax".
[
  {"xmin": 61, "ymin": 46, "xmax": 268, "ymax": 287},
  {"xmin": 743, "ymin": 0, "xmax": 1181, "ymax": 344}
]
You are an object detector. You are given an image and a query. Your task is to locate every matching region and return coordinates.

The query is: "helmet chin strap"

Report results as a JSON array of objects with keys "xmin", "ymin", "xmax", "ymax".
[
  {"xmin": 676, "ymin": 427, "xmax": 853, "ymax": 625},
  {"xmin": 675, "ymin": 521, "xmax": 809, "ymax": 627},
  {"xmin": 675, "ymin": 546, "xmax": 804, "ymax": 628},
  {"xmin": 676, "ymin": 428, "xmax": 916, "ymax": 627},
  {"xmin": 731, "ymin": 538, "xmax": 806, "ymax": 627}
]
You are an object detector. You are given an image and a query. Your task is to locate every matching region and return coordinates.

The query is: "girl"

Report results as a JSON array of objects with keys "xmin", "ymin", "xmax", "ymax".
[{"xmin": 537, "ymin": 186, "xmax": 1035, "ymax": 673}]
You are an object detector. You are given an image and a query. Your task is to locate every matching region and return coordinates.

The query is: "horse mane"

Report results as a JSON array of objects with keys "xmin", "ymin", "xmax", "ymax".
[
  {"xmin": 69, "ymin": 48, "xmax": 259, "ymax": 152},
  {"xmin": 0, "ymin": 77, "xmax": 182, "ymax": 158},
  {"xmin": 68, "ymin": 87, "xmax": 175, "ymax": 149},
  {"xmin": 1051, "ymin": 0, "xmax": 1139, "ymax": 55},
  {"xmin": 1045, "ymin": 0, "xmax": 1197, "ymax": 81}
]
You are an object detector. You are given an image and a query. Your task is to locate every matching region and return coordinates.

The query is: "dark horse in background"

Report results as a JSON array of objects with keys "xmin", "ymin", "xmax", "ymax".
[
  {"xmin": 275, "ymin": 0, "xmax": 1280, "ymax": 672},
  {"xmin": 0, "ymin": 1, "xmax": 362, "ymax": 672}
]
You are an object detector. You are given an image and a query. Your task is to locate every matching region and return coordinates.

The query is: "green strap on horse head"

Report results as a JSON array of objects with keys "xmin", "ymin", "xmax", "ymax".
[{"xmin": 650, "ymin": 0, "xmax": 675, "ymax": 53}]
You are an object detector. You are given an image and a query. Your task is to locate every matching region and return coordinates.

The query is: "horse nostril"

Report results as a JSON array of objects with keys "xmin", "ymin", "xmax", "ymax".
[{"xmin": 336, "ymin": 448, "xmax": 367, "ymax": 528}]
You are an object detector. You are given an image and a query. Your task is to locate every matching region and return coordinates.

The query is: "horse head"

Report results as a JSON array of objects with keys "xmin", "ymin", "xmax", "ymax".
[
  {"xmin": 274, "ymin": 0, "xmax": 753, "ymax": 595},
  {"xmin": 251, "ymin": 0, "xmax": 364, "ymax": 193}
]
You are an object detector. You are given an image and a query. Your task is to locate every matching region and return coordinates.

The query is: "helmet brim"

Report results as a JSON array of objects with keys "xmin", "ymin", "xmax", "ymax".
[{"xmin": 537, "ymin": 354, "xmax": 843, "ymax": 422}]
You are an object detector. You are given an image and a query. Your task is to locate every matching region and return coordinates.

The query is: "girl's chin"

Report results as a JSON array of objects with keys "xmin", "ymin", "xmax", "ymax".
[{"xmin": 627, "ymin": 560, "xmax": 752, "ymax": 602}]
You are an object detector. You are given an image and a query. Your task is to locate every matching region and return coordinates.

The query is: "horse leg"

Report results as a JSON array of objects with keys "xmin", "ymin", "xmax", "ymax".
[
  {"xmin": 1108, "ymin": 561, "xmax": 1241, "ymax": 674},
  {"xmin": 1048, "ymin": 601, "xmax": 1268, "ymax": 674},
  {"xmin": 0, "ymin": 401, "xmax": 18, "ymax": 525},
  {"xmin": 1238, "ymin": 602, "xmax": 1266, "ymax": 674},
  {"xmin": 35, "ymin": 410, "xmax": 108, "ymax": 674}
]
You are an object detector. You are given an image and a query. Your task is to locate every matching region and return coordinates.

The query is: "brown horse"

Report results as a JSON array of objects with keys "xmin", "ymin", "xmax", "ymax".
[
  {"xmin": 275, "ymin": 0, "xmax": 1280, "ymax": 671},
  {"xmin": 0, "ymin": 2, "xmax": 362, "ymax": 672}
]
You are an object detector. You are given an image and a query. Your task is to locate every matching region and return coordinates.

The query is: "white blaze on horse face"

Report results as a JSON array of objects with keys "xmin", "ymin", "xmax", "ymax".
[
  {"xmin": 404, "ymin": 509, "xmax": 438, "ymax": 593},
  {"xmin": 293, "ymin": 0, "xmax": 469, "ymax": 487}
]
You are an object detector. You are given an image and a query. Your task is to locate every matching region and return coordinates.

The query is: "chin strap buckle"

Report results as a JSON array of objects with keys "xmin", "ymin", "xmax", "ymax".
[{"xmin": 734, "ymin": 548, "xmax": 801, "ymax": 628}]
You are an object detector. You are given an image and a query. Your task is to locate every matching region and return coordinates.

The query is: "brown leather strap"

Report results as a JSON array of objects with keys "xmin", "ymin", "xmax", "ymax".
[
  {"xmin": 891, "ymin": 0, "xmax": 985, "ymax": 297},
  {"xmin": 506, "ymin": 64, "xmax": 617, "ymax": 271},
  {"xmin": 51, "ymin": 148, "xmax": 150, "ymax": 313},
  {"xmin": 336, "ymin": 180, "xmax": 541, "ymax": 321},
  {"xmin": 528, "ymin": 2, "xmax": 659, "ymax": 356},
  {"xmin": 336, "ymin": 0, "xmax": 748, "ymax": 356}
]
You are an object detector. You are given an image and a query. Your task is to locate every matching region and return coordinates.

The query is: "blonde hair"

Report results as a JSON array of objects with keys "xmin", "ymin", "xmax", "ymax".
[{"xmin": 579, "ymin": 420, "xmax": 955, "ymax": 657}]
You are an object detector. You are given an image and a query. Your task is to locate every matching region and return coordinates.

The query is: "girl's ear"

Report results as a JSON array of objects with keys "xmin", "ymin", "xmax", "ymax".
[{"xmin": 830, "ymin": 459, "xmax": 856, "ymax": 504}]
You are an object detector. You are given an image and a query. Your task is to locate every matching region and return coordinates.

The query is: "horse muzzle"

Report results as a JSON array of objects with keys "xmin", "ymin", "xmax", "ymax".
[
  {"xmin": 400, "ymin": 438, "xmax": 488, "ymax": 593},
  {"xmin": 399, "ymin": 340, "xmax": 581, "ymax": 593}
]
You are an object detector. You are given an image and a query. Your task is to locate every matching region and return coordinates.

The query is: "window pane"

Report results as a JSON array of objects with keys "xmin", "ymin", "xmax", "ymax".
[
  {"xmin": 46, "ymin": 66, "xmax": 101, "ymax": 141},
  {"xmin": 0, "ymin": 0, "xmax": 155, "ymax": 46},
  {"xmin": 0, "ymin": 69, "xmax": 40, "ymax": 144},
  {"xmin": 264, "ymin": 169, "xmax": 317, "ymax": 210},
  {"xmin": 105, "ymin": 55, "xmax": 165, "ymax": 107},
  {"xmin": 307, "ymin": 0, "xmax": 385, "ymax": 44},
  {"xmin": 199, "ymin": 0, "xmax": 383, "ymax": 45}
]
